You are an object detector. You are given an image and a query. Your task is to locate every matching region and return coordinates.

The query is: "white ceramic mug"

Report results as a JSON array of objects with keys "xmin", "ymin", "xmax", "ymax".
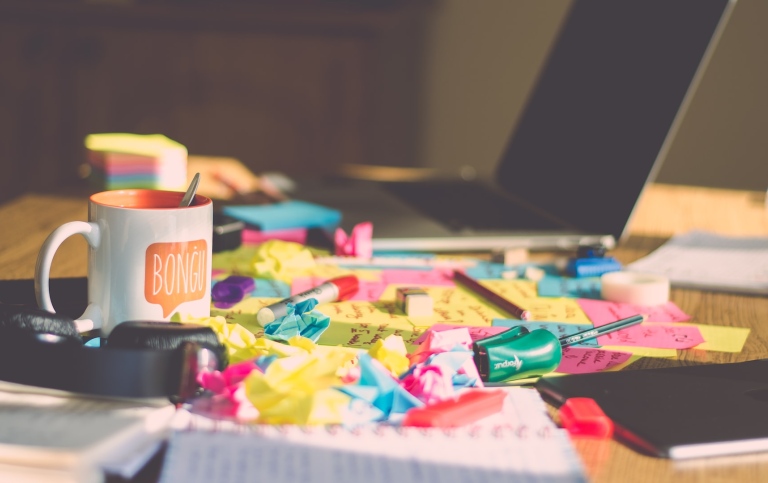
[{"xmin": 35, "ymin": 189, "xmax": 213, "ymax": 336}]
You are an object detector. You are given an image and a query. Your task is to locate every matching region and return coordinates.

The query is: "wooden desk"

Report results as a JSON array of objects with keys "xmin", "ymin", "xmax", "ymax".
[{"xmin": 1, "ymin": 183, "xmax": 768, "ymax": 482}]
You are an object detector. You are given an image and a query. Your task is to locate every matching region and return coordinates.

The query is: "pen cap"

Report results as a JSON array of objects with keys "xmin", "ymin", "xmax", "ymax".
[
  {"xmin": 473, "ymin": 326, "xmax": 530, "ymax": 352},
  {"xmin": 329, "ymin": 275, "xmax": 359, "ymax": 301},
  {"xmin": 483, "ymin": 329, "xmax": 562, "ymax": 383}
]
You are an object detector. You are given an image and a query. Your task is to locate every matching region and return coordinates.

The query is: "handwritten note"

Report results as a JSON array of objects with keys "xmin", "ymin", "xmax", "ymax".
[
  {"xmin": 577, "ymin": 298, "xmax": 691, "ymax": 324},
  {"xmin": 556, "ymin": 347, "xmax": 634, "ymax": 374},
  {"xmin": 316, "ymin": 319, "xmax": 423, "ymax": 350},
  {"xmin": 377, "ymin": 286, "xmax": 506, "ymax": 327},
  {"xmin": 596, "ymin": 323, "xmax": 704, "ymax": 349},
  {"xmin": 599, "ymin": 346, "xmax": 677, "ymax": 358},
  {"xmin": 450, "ymin": 280, "xmax": 592, "ymax": 323},
  {"xmin": 316, "ymin": 301, "xmax": 413, "ymax": 328},
  {"xmin": 537, "ymin": 276, "xmax": 601, "ymax": 299},
  {"xmin": 493, "ymin": 320, "xmax": 598, "ymax": 347},
  {"xmin": 413, "ymin": 324, "xmax": 510, "ymax": 345},
  {"xmin": 676, "ymin": 323, "xmax": 750, "ymax": 353}
]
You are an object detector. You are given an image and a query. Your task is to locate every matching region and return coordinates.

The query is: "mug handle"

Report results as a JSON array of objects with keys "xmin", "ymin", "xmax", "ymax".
[{"xmin": 34, "ymin": 221, "xmax": 103, "ymax": 333}]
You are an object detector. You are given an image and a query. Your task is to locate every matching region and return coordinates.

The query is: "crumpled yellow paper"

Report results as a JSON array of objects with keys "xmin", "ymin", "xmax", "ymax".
[
  {"xmin": 251, "ymin": 240, "xmax": 316, "ymax": 283},
  {"xmin": 368, "ymin": 335, "xmax": 409, "ymax": 377},
  {"xmin": 172, "ymin": 313, "xmax": 263, "ymax": 364},
  {"xmin": 244, "ymin": 348, "xmax": 356, "ymax": 425}
]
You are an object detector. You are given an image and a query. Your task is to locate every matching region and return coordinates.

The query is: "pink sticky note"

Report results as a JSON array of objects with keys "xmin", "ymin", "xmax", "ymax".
[
  {"xmin": 577, "ymin": 298, "xmax": 691, "ymax": 325},
  {"xmin": 381, "ymin": 269, "xmax": 455, "ymax": 286},
  {"xmin": 291, "ymin": 276, "xmax": 387, "ymax": 302},
  {"xmin": 557, "ymin": 347, "xmax": 632, "ymax": 374},
  {"xmin": 596, "ymin": 323, "xmax": 704, "ymax": 349},
  {"xmin": 242, "ymin": 227, "xmax": 308, "ymax": 245},
  {"xmin": 413, "ymin": 324, "xmax": 510, "ymax": 345}
]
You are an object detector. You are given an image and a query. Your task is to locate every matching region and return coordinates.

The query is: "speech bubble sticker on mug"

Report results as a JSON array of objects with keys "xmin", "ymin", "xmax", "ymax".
[{"xmin": 145, "ymin": 239, "xmax": 209, "ymax": 317}]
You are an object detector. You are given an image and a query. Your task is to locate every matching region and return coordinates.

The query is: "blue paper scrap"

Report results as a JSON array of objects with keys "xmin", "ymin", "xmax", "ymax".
[
  {"xmin": 465, "ymin": 261, "xmax": 559, "ymax": 280},
  {"xmin": 223, "ymin": 200, "xmax": 341, "ymax": 231},
  {"xmin": 252, "ymin": 278, "xmax": 291, "ymax": 298},
  {"xmin": 537, "ymin": 276, "xmax": 602, "ymax": 299}
]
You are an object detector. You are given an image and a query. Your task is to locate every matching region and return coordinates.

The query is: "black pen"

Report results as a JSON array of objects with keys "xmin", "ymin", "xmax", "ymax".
[{"xmin": 559, "ymin": 314, "xmax": 645, "ymax": 347}]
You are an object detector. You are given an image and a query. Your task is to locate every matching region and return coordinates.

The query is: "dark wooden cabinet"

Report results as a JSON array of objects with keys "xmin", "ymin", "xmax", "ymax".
[{"xmin": 0, "ymin": 1, "xmax": 430, "ymax": 202}]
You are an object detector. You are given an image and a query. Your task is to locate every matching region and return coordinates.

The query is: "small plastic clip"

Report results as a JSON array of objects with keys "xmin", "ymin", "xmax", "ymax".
[
  {"xmin": 558, "ymin": 397, "xmax": 613, "ymax": 438},
  {"xmin": 565, "ymin": 257, "xmax": 622, "ymax": 278}
]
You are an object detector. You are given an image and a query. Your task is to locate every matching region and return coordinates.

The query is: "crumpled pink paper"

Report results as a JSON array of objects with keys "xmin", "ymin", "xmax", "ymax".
[
  {"xmin": 335, "ymin": 221, "xmax": 373, "ymax": 258},
  {"xmin": 409, "ymin": 327, "xmax": 474, "ymax": 365},
  {"xmin": 400, "ymin": 364, "xmax": 455, "ymax": 405}
]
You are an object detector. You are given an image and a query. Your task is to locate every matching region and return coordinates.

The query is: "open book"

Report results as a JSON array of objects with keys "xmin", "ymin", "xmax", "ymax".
[{"xmin": 0, "ymin": 387, "xmax": 175, "ymax": 483}]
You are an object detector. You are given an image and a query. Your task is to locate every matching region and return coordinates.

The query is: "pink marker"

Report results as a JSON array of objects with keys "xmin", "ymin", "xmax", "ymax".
[{"xmin": 256, "ymin": 275, "xmax": 359, "ymax": 326}]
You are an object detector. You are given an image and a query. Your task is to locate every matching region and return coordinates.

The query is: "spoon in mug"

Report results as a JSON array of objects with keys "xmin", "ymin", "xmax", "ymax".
[{"xmin": 180, "ymin": 173, "xmax": 201, "ymax": 207}]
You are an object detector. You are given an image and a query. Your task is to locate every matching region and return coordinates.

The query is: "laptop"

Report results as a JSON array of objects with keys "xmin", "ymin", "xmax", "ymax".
[
  {"xmin": 536, "ymin": 359, "xmax": 768, "ymax": 460},
  {"xmin": 297, "ymin": 0, "xmax": 736, "ymax": 252}
]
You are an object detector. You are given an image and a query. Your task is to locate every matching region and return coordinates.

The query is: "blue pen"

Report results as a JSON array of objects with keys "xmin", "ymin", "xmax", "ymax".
[{"xmin": 559, "ymin": 314, "xmax": 645, "ymax": 347}]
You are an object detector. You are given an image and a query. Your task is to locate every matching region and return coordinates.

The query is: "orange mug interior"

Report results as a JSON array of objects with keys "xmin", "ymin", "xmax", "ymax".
[{"xmin": 90, "ymin": 189, "xmax": 211, "ymax": 209}]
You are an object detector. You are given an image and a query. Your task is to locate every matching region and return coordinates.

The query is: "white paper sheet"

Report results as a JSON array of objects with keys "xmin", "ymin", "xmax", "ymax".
[{"xmin": 628, "ymin": 231, "xmax": 768, "ymax": 294}]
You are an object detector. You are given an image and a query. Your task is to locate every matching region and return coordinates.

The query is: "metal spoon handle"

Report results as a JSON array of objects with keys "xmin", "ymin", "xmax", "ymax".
[{"xmin": 180, "ymin": 173, "xmax": 201, "ymax": 207}]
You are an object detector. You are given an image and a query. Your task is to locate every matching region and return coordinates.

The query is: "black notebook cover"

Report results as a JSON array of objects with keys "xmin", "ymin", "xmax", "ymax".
[
  {"xmin": 535, "ymin": 360, "xmax": 768, "ymax": 459},
  {"xmin": 0, "ymin": 278, "xmax": 88, "ymax": 319}
]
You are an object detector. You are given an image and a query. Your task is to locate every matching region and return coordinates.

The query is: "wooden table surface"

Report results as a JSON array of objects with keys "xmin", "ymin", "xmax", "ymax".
[{"xmin": 1, "ymin": 183, "xmax": 768, "ymax": 482}]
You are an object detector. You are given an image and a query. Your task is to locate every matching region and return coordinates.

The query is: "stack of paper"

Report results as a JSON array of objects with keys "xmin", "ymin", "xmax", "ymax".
[
  {"xmin": 85, "ymin": 133, "xmax": 188, "ymax": 191},
  {"xmin": 0, "ymin": 388, "xmax": 176, "ymax": 483}
]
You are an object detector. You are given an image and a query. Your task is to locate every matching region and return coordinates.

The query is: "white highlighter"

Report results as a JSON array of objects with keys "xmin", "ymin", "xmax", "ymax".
[{"xmin": 256, "ymin": 275, "xmax": 359, "ymax": 326}]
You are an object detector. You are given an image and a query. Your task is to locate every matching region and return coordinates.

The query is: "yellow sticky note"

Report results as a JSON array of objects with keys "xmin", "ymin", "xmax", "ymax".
[
  {"xmin": 213, "ymin": 297, "xmax": 277, "ymax": 335},
  {"xmin": 396, "ymin": 286, "xmax": 506, "ymax": 328},
  {"xmin": 212, "ymin": 245, "xmax": 259, "ymax": 273},
  {"xmin": 317, "ymin": 301, "xmax": 413, "ymax": 329},
  {"xmin": 317, "ymin": 319, "xmax": 424, "ymax": 351},
  {"xmin": 476, "ymin": 280, "xmax": 539, "ymax": 303},
  {"xmin": 450, "ymin": 280, "xmax": 591, "ymax": 324},
  {"xmin": 679, "ymin": 323, "xmax": 751, "ymax": 353}
]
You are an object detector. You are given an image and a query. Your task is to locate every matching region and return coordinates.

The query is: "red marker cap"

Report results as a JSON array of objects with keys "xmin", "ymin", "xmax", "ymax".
[
  {"xmin": 558, "ymin": 397, "xmax": 613, "ymax": 438},
  {"xmin": 328, "ymin": 275, "xmax": 359, "ymax": 301},
  {"xmin": 401, "ymin": 389, "xmax": 507, "ymax": 428}
]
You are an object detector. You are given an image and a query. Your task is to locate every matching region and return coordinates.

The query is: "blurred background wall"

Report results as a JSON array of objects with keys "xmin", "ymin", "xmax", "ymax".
[
  {"xmin": 1, "ymin": 0, "xmax": 766, "ymax": 203},
  {"xmin": 419, "ymin": 0, "xmax": 768, "ymax": 190}
]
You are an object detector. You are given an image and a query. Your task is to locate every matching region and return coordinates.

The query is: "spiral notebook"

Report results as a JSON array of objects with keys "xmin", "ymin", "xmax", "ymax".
[{"xmin": 159, "ymin": 388, "xmax": 587, "ymax": 483}]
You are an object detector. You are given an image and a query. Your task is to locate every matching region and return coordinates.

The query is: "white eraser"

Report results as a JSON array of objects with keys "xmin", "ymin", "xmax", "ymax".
[
  {"xmin": 524, "ymin": 266, "xmax": 546, "ymax": 281},
  {"xmin": 396, "ymin": 287, "xmax": 433, "ymax": 317}
]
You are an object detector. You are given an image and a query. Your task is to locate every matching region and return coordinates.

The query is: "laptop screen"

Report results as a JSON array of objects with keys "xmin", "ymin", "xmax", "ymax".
[{"xmin": 496, "ymin": 0, "xmax": 733, "ymax": 240}]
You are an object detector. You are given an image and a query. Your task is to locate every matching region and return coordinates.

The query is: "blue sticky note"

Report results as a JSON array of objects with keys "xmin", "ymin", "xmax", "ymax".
[
  {"xmin": 492, "ymin": 319, "xmax": 598, "ymax": 347},
  {"xmin": 223, "ymin": 201, "xmax": 341, "ymax": 231},
  {"xmin": 465, "ymin": 261, "xmax": 559, "ymax": 280},
  {"xmin": 252, "ymin": 278, "xmax": 291, "ymax": 298},
  {"xmin": 537, "ymin": 275, "xmax": 602, "ymax": 299}
]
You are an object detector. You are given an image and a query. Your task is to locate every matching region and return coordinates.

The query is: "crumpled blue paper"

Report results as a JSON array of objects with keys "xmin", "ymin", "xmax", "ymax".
[
  {"xmin": 262, "ymin": 298, "xmax": 331, "ymax": 343},
  {"xmin": 337, "ymin": 354, "xmax": 423, "ymax": 421}
]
